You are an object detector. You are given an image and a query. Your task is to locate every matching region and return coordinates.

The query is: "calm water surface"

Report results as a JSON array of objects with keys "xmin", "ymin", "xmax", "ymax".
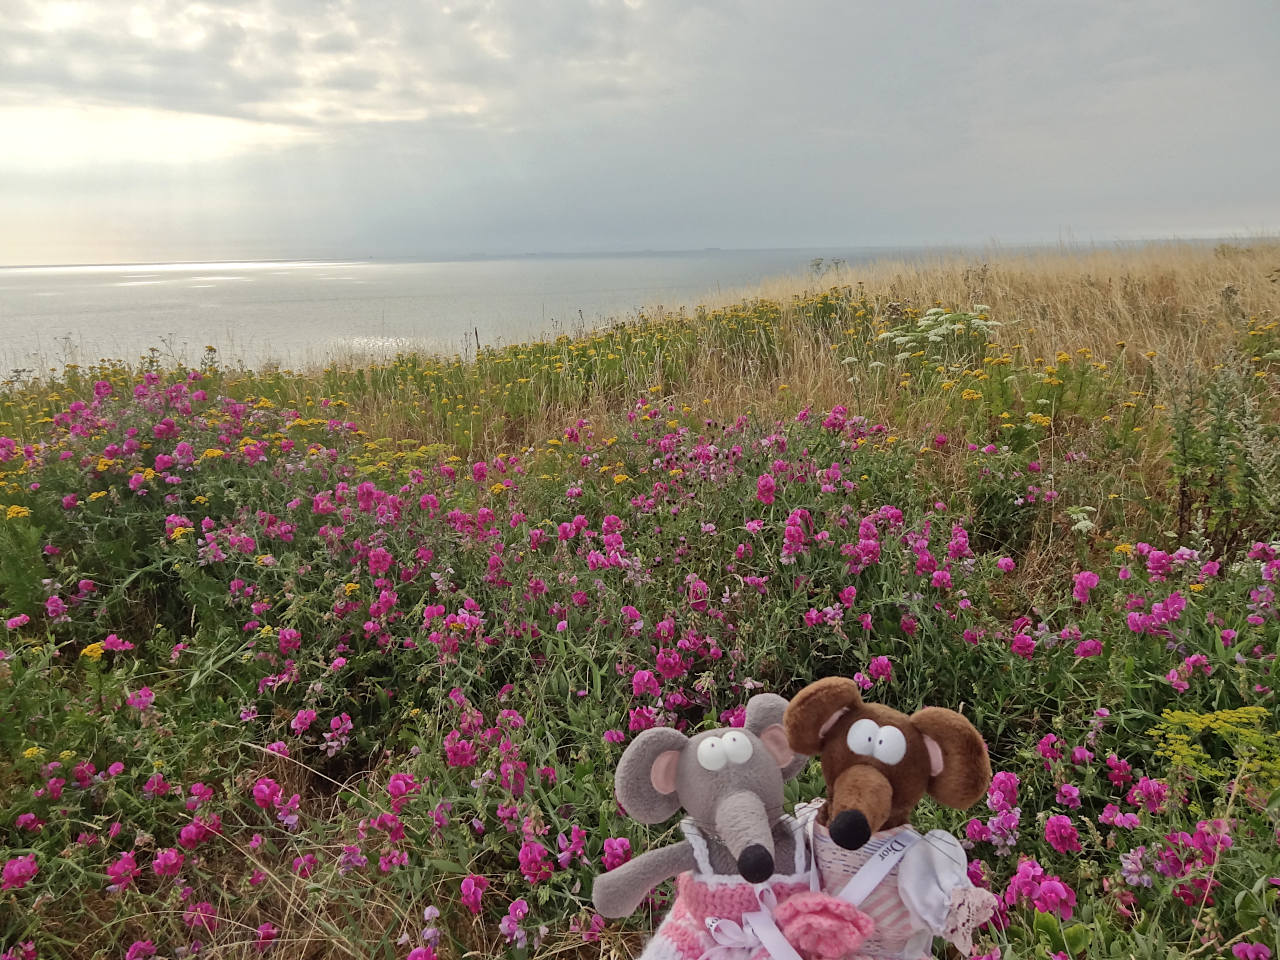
[{"xmin": 0, "ymin": 248, "xmax": 947, "ymax": 372}]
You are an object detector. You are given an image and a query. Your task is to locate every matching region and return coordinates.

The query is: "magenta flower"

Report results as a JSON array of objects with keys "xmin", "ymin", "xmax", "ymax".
[
  {"xmin": 1055, "ymin": 783, "xmax": 1081, "ymax": 809},
  {"xmin": 2, "ymin": 854, "xmax": 38, "ymax": 890},
  {"xmin": 387, "ymin": 772, "xmax": 421, "ymax": 813},
  {"xmin": 291, "ymin": 708, "xmax": 317, "ymax": 735},
  {"xmin": 293, "ymin": 852, "xmax": 318, "ymax": 877},
  {"xmin": 1031, "ymin": 877, "xmax": 1076, "ymax": 919},
  {"xmin": 1100, "ymin": 804, "xmax": 1141, "ymax": 829},
  {"xmin": 1232, "ymin": 945, "xmax": 1272, "ymax": 960},
  {"xmin": 1072, "ymin": 570, "xmax": 1100, "ymax": 603},
  {"xmin": 602, "ymin": 837, "xmax": 632, "ymax": 871},
  {"xmin": 459, "ymin": 873, "xmax": 489, "ymax": 914},
  {"xmin": 1073, "ymin": 638, "xmax": 1102, "ymax": 657},
  {"xmin": 518, "ymin": 839, "xmax": 554, "ymax": 884},
  {"xmin": 182, "ymin": 900, "xmax": 219, "ymax": 933},
  {"xmin": 252, "ymin": 777, "xmax": 282, "ymax": 809},
  {"xmin": 4, "ymin": 614, "xmax": 30, "ymax": 630},
  {"xmin": 988, "ymin": 771, "xmax": 1019, "ymax": 812},
  {"xmin": 996, "ymin": 557, "xmax": 1016, "ymax": 573},
  {"xmin": 631, "ymin": 669, "xmax": 661, "ymax": 697},
  {"xmin": 124, "ymin": 942, "xmax": 156, "ymax": 960},
  {"xmin": 106, "ymin": 851, "xmax": 140, "ymax": 890},
  {"xmin": 1009, "ymin": 633, "xmax": 1035, "ymax": 659},
  {"xmin": 103, "ymin": 633, "xmax": 134, "ymax": 651},
  {"xmin": 254, "ymin": 923, "xmax": 279, "ymax": 952},
  {"xmin": 151, "ymin": 847, "xmax": 184, "ymax": 877},
  {"xmin": 867, "ymin": 656, "xmax": 893, "ymax": 682},
  {"xmin": 756, "ymin": 473, "xmax": 777, "ymax": 505},
  {"xmin": 126, "ymin": 687, "xmax": 155, "ymax": 711},
  {"xmin": 1044, "ymin": 815, "xmax": 1081, "ymax": 853}
]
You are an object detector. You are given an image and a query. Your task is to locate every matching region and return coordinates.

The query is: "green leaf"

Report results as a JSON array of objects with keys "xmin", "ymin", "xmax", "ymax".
[{"xmin": 1062, "ymin": 923, "xmax": 1092, "ymax": 956}]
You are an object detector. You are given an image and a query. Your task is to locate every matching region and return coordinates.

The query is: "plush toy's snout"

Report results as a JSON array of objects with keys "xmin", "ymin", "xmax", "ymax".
[{"xmin": 714, "ymin": 788, "xmax": 779, "ymax": 881}]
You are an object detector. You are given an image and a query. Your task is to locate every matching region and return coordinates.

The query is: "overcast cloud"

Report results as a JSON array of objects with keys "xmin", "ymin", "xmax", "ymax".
[{"xmin": 2, "ymin": 0, "xmax": 1277, "ymax": 265}]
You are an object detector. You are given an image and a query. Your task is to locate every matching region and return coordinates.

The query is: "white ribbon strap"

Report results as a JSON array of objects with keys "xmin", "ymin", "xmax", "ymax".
[
  {"xmin": 837, "ymin": 828, "xmax": 922, "ymax": 906},
  {"xmin": 700, "ymin": 887, "xmax": 803, "ymax": 960}
]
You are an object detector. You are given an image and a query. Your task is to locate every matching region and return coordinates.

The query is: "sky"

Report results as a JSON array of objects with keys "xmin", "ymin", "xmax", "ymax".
[{"xmin": 2, "ymin": 0, "xmax": 1278, "ymax": 266}]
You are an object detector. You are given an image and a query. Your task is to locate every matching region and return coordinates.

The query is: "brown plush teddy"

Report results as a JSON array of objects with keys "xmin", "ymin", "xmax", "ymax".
[{"xmin": 784, "ymin": 677, "xmax": 998, "ymax": 959}]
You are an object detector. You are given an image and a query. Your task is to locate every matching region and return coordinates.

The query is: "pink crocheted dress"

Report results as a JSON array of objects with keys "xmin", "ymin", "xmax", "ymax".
[{"xmin": 638, "ymin": 815, "xmax": 874, "ymax": 960}]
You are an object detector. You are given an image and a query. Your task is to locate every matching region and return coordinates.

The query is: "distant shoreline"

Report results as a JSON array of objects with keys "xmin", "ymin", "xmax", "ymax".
[{"xmin": 0, "ymin": 235, "xmax": 1239, "ymax": 272}]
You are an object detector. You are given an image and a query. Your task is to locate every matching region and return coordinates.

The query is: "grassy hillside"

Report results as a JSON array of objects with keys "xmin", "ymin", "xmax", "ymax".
[{"xmin": 1, "ymin": 241, "xmax": 1278, "ymax": 959}]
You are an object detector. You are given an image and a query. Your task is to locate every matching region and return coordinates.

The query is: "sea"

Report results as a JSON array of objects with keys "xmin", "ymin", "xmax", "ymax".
[{"xmin": 0, "ymin": 247, "xmax": 968, "ymax": 375}]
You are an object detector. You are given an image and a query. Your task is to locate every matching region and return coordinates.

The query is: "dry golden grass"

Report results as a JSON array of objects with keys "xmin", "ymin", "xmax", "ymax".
[{"xmin": 746, "ymin": 239, "xmax": 1279, "ymax": 363}]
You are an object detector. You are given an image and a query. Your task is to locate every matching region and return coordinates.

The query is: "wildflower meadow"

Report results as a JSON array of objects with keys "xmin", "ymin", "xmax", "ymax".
[{"xmin": 2, "ymin": 243, "xmax": 1279, "ymax": 959}]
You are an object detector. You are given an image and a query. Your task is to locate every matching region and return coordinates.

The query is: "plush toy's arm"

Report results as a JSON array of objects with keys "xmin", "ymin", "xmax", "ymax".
[
  {"xmin": 898, "ymin": 830, "xmax": 996, "ymax": 954},
  {"xmin": 592, "ymin": 840, "xmax": 698, "ymax": 918}
]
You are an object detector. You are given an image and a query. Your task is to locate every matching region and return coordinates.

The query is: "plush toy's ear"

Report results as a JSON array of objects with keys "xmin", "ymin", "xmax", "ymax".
[
  {"xmin": 745, "ymin": 692, "xmax": 807, "ymax": 780},
  {"xmin": 784, "ymin": 677, "xmax": 864, "ymax": 755},
  {"xmin": 614, "ymin": 727, "xmax": 690, "ymax": 824},
  {"xmin": 909, "ymin": 707, "xmax": 991, "ymax": 809}
]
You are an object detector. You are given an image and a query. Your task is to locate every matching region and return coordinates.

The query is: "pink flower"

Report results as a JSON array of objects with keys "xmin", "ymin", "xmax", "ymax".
[
  {"xmin": 183, "ymin": 900, "xmax": 218, "ymax": 932},
  {"xmin": 756, "ymin": 473, "xmax": 777, "ymax": 505},
  {"xmin": 1100, "ymin": 804, "xmax": 1140, "ymax": 829},
  {"xmin": 965, "ymin": 818, "xmax": 992, "ymax": 844},
  {"xmin": 151, "ymin": 847, "xmax": 184, "ymax": 877},
  {"xmin": 1055, "ymin": 783, "xmax": 1081, "ymax": 809},
  {"xmin": 1044, "ymin": 815, "xmax": 1081, "ymax": 853},
  {"xmin": 631, "ymin": 669, "xmax": 661, "ymax": 697},
  {"xmin": 291, "ymin": 709, "xmax": 317, "ymax": 735},
  {"xmin": 106, "ymin": 851, "xmax": 140, "ymax": 890},
  {"xmin": 1232, "ymin": 945, "xmax": 1272, "ymax": 960},
  {"xmin": 103, "ymin": 633, "xmax": 134, "ymax": 651},
  {"xmin": 1031, "ymin": 877, "xmax": 1076, "ymax": 920},
  {"xmin": 255, "ymin": 923, "xmax": 279, "ymax": 952},
  {"xmin": 126, "ymin": 687, "xmax": 154, "ymax": 711},
  {"xmin": 293, "ymin": 853, "xmax": 318, "ymax": 877},
  {"xmin": 407, "ymin": 949, "xmax": 439, "ymax": 960},
  {"xmin": 1009, "ymin": 633, "xmax": 1035, "ymax": 659},
  {"xmin": 252, "ymin": 777, "xmax": 281, "ymax": 809},
  {"xmin": 459, "ymin": 873, "xmax": 489, "ymax": 914},
  {"xmin": 1072, "ymin": 570, "xmax": 1099, "ymax": 604},
  {"xmin": 5, "ymin": 614, "xmax": 30, "ymax": 630},
  {"xmin": 988, "ymin": 771, "xmax": 1019, "ymax": 812},
  {"xmin": 867, "ymin": 656, "xmax": 892, "ymax": 681},
  {"xmin": 1037, "ymin": 734, "xmax": 1062, "ymax": 764},
  {"xmin": 996, "ymin": 557, "xmax": 1015, "ymax": 573},
  {"xmin": 602, "ymin": 837, "xmax": 632, "ymax": 871},
  {"xmin": 387, "ymin": 772, "xmax": 421, "ymax": 813},
  {"xmin": 518, "ymin": 839, "xmax": 553, "ymax": 884},
  {"xmin": 1073, "ymin": 638, "xmax": 1102, "ymax": 658},
  {"xmin": 125, "ymin": 942, "xmax": 156, "ymax": 960},
  {"xmin": 2, "ymin": 853, "xmax": 38, "ymax": 890}
]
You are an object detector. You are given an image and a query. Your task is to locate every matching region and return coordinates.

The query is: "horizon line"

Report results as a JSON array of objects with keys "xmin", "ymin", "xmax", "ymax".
[{"xmin": 0, "ymin": 234, "xmax": 1256, "ymax": 271}]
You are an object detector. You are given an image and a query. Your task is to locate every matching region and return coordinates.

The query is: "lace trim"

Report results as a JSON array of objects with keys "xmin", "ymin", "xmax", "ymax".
[{"xmin": 941, "ymin": 885, "xmax": 998, "ymax": 955}]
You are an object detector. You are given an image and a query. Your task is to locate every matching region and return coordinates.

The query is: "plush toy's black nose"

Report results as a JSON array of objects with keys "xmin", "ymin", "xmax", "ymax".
[
  {"xmin": 830, "ymin": 809, "xmax": 871, "ymax": 850},
  {"xmin": 737, "ymin": 844, "xmax": 774, "ymax": 883}
]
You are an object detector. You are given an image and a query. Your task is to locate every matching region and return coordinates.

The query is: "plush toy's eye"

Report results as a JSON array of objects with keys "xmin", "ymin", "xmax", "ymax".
[
  {"xmin": 872, "ymin": 725, "xmax": 907, "ymax": 765},
  {"xmin": 846, "ymin": 718, "xmax": 878, "ymax": 756},
  {"xmin": 696, "ymin": 736, "xmax": 727, "ymax": 771},
  {"xmin": 722, "ymin": 731, "xmax": 753, "ymax": 765}
]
